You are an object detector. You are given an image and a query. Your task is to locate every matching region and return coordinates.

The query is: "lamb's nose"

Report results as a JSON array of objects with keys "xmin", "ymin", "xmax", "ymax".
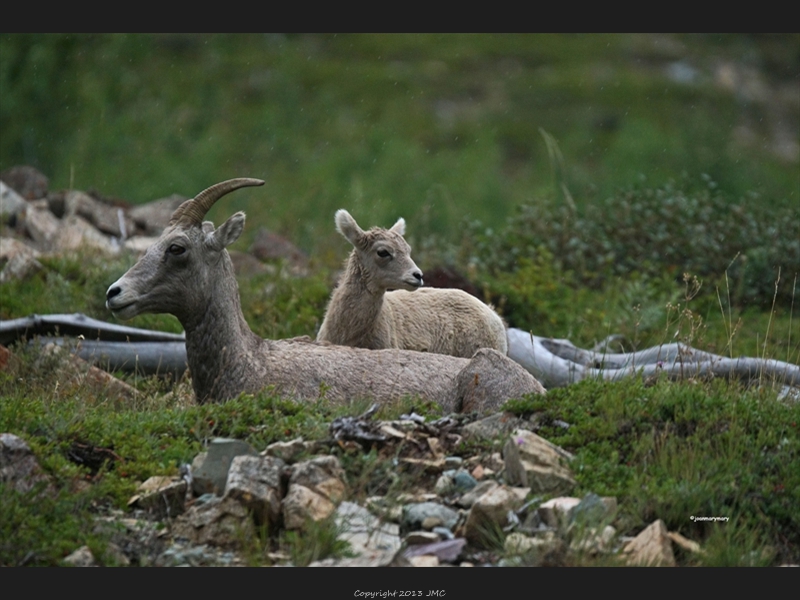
[
  {"xmin": 106, "ymin": 286, "xmax": 121, "ymax": 301},
  {"xmin": 414, "ymin": 271, "xmax": 423, "ymax": 285}
]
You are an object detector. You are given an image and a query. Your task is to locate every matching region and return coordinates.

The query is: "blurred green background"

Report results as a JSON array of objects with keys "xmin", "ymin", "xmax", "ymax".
[
  {"xmin": 2, "ymin": 33, "xmax": 799, "ymax": 349},
  {"xmin": 2, "ymin": 34, "xmax": 797, "ymax": 243}
]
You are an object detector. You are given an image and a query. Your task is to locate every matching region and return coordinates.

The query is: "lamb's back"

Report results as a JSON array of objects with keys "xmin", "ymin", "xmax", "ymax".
[{"xmin": 384, "ymin": 287, "xmax": 507, "ymax": 357}]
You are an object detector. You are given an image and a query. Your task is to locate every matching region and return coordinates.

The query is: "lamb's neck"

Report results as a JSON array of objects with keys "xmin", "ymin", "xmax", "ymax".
[
  {"xmin": 330, "ymin": 260, "xmax": 386, "ymax": 347},
  {"xmin": 181, "ymin": 276, "xmax": 262, "ymax": 402}
]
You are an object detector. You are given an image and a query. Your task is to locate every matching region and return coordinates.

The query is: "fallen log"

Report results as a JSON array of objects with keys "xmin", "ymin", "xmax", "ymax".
[
  {"xmin": 507, "ymin": 327, "xmax": 800, "ymax": 391},
  {"xmin": 0, "ymin": 313, "xmax": 184, "ymax": 345},
  {"xmin": 1, "ymin": 313, "xmax": 187, "ymax": 377},
  {"xmin": 36, "ymin": 337, "xmax": 188, "ymax": 379},
  {"xmin": 2, "ymin": 314, "xmax": 798, "ymax": 393}
]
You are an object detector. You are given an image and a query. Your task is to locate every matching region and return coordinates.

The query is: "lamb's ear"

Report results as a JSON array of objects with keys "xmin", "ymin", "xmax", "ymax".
[
  {"xmin": 389, "ymin": 217, "xmax": 406, "ymax": 236},
  {"xmin": 334, "ymin": 209, "xmax": 363, "ymax": 245},
  {"xmin": 211, "ymin": 211, "xmax": 246, "ymax": 250}
]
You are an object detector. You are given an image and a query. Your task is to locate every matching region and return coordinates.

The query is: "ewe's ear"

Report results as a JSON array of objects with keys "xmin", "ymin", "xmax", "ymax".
[
  {"xmin": 211, "ymin": 211, "xmax": 246, "ymax": 250},
  {"xmin": 389, "ymin": 217, "xmax": 406, "ymax": 236},
  {"xmin": 334, "ymin": 209, "xmax": 363, "ymax": 246}
]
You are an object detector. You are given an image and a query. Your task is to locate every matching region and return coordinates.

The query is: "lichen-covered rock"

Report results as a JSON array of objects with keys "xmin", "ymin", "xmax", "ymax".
[
  {"xmin": 623, "ymin": 519, "xmax": 676, "ymax": 567},
  {"xmin": 191, "ymin": 438, "xmax": 257, "ymax": 496},
  {"xmin": 503, "ymin": 429, "xmax": 576, "ymax": 495},
  {"xmin": 224, "ymin": 454, "xmax": 285, "ymax": 527},
  {"xmin": 128, "ymin": 475, "xmax": 187, "ymax": 518},
  {"xmin": 282, "ymin": 483, "xmax": 336, "ymax": 530},
  {"xmin": 170, "ymin": 496, "xmax": 255, "ymax": 548},
  {"xmin": 0, "ymin": 432, "xmax": 55, "ymax": 495},
  {"xmin": 463, "ymin": 484, "xmax": 528, "ymax": 547}
]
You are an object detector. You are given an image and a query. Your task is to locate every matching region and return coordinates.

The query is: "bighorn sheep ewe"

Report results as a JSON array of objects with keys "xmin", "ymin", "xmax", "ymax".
[
  {"xmin": 105, "ymin": 179, "xmax": 544, "ymax": 410},
  {"xmin": 317, "ymin": 210, "xmax": 508, "ymax": 357}
]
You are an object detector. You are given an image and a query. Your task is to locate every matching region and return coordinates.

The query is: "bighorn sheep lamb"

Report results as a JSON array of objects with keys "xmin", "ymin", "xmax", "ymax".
[
  {"xmin": 105, "ymin": 179, "xmax": 544, "ymax": 411},
  {"xmin": 317, "ymin": 209, "xmax": 508, "ymax": 357}
]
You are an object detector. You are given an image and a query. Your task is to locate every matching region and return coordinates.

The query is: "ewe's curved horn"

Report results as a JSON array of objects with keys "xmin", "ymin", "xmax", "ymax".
[{"xmin": 169, "ymin": 178, "xmax": 265, "ymax": 226}]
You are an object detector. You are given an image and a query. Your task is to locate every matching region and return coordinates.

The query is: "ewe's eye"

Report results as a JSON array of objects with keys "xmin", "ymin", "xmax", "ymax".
[
  {"xmin": 168, "ymin": 244, "xmax": 185, "ymax": 256},
  {"xmin": 377, "ymin": 249, "xmax": 391, "ymax": 258}
]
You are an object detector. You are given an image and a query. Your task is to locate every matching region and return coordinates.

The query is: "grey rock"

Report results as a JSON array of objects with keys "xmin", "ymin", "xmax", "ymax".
[
  {"xmin": 335, "ymin": 501, "xmax": 401, "ymax": 555},
  {"xmin": 503, "ymin": 429, "xmax": 576, "ymax": 495},
  {"xmin": 0, "ymin": 432, "xmax": 55, "ymax": 495},
  {"xmin": 62, "ymin": 545, "xmax": 97, "ymax": 567},
  {"xmin": 456, "ymin": 352, "xmax": 546, "ymax": 414},
  {"xmin": 435, "ymin": 468, "xmax": 478, "ymax": 496},
  {"xmin": 105, "ymin": 542, "xmax": 131, "ymax": 567},
  {"xmin": 64, "ymin": 190, "xmax": 134, "ymax": 239},
  {"xmin": 623, "ymin": 519, "xmax": 676, "ymax": 567},
  {"xmin": 456, "ymin": 479, "xmax": 499, "ymax": 508},
  {"xmin": 434, "ymin": 471, "xmax": 456, "ymax": 496},
  {"xmin": 52, "ymin": 214, "xmax": 118, "ymax": 254},
  {"xmin": 249, "ymin": 226, "xmax": 309, "ymax": 274},
  {"xmin": 190, "ymin": 438, "xmax": 258, "ymax": 496},
  {"xmin": 23, "ymin": 204, "xmax": 61, "ymax": 248},
  {"xmin": 402, "ymin": 502, "xmax": 460, "ymax": 532},
  {"xmin": 403, "ymin": 538, "xmax": 467, "ymax": 564},
  {"xmin": 128, "ymin": 194, "xmax": 187, "ymax": 235},
  {"xmin": 504, "ymin": 531, "xmax": 565, "ymax": 565},
  {"xmin": 538, "ymin": 497, "xmax": 581, "ymax": 529},
  {"xmin": 282, "ymin": 455, "xmax": 347, "ymax": 529},
  {"xmin": 155, "ymin": 541, "xmax": 245, "ymax": 567},
  {"xmin": 405, "ymin": 531, "xmax": 441, "ymax": 545},
  {"xmin": 263, "ymin": 437, "xmax": 309, "ymax": 463},
  {"xmin": 461, "ymin": 411, "xmax": 529, "ymax": 441},
  {"xmin": 282, "ymin": 483, "xmax": 336, "ymax": 530},
  {"xmin": 229, "ymin": 250, "xmax": 272, "ymax": 278},
  {"xmin": 309, "ymin": 551, "xmax": 409, "ymax": 567},
  {"xmin": 432, "ymin": 526, "xmax": 455, "ymax": 540},
  {"xmin": 0, "ymin": 165, "xmax": 48, "ymax": 200},
  {"xmin": 569, "ymin": 525, "xmax": 617, "ymax": 555},
  {"xmin": 0, "ymin": 237, "xmax": 43, "ymax": 283},
  {"xmin": 224, "ymin": 454, "xmax": 285, "ymax": 527},
  {"xmin": 288, "ymin": 455, "xmax": 346, "ymax": 503},
  {"xmin": 0, "ymin": 252, "xmax": 43, "ymax": 283},
  {"xmin": 444, "ymin": 456, "xmax": 464, "ymax": 468},
  {"xmin": 170, "ymin": 496, "xmax": 254, "ymax": 548},
  {"xmin": 570, "ymin": 493, "xmax": 617, "ymax": 528},
  {"xmin": 127, "ymin": 475, "xmax": 187, "ymax": 518},
  {"xmin": 0, "ymin": 181, "xmax": 28, "ymax": 221},
  {"xmin": 464, "ymin": 484, "xmax": 529, "ymax": 547},
  {"xmin": 123, "ymin": 236, "xmax": 160, "ymax": 255},
  {"xmin": 453, "ymin": 469, "xmax": 478, "ymax": 492}
]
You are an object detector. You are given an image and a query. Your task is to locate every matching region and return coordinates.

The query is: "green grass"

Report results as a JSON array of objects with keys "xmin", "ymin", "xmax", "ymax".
[
  {"xmin": 1, "ymin": 33, "xmax": 798, "ymax": 567},
  {"xmin": 505, "ymin": 376, "xmax": 800, "ymax": 565},
  {"xmin": 2, "ymin": 34, "xmax": 797, "ymax": 249},
  {"xmin": 3, "ymin": 314, "xmax": 798, "ymax": 565}
]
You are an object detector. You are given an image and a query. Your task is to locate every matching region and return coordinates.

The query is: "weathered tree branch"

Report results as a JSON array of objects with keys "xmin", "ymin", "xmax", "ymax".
[
  {"xmin": 1, "ymin": 313, "xmax": 187, "ymax": 378},
  {"xmin": 507, "ymin": 327, "xmax": 800, "ymax": 390},
  {"xmin": 2, "ymin": 315, "xmax": 798, "ymax": 394}
]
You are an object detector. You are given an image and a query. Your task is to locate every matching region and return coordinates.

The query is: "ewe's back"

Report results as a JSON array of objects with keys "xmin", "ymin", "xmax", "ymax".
[{"xmin": 384, "ymin": 287, "xmax": 508, "ymax": 357}]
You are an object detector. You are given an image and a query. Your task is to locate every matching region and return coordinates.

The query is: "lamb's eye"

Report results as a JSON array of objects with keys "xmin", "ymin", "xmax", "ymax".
[
  {"xmin": 377, "ymin": 249, "xmax": 391, "ymax": 258},
  {"xmin": 168, "ymin": 244, "xmax": 185, "ymax": 256}
]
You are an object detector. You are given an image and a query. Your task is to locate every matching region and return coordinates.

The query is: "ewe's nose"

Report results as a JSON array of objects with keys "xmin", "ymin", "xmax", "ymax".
[
  {"xmin": 414, "ymin": 270, "xmax": 423, "ymax": 286},
  {"xmin": 106, "ymin": 285, "xmax": 121, "ymax": 302}
]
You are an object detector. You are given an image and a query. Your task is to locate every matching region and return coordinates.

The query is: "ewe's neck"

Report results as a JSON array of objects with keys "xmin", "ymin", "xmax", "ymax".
[{"xmin": 181, "ymin": 259, "xmax": 261, "ymax": 402}]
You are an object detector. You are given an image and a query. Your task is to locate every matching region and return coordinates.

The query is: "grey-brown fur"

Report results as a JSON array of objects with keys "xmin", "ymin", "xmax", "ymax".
[
  {"xmin": 106, "ymin": 179, "xmax": 544, "ymax": 410},
  {"xmin": 317, "ymin": 209, "xmax": 508, "ymax": 357}
]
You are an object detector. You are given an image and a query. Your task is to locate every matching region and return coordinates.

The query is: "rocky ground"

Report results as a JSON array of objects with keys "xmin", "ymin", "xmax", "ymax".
[{"xmin": 1, "ymin": 407, "xmax": 696, "ymax": 567}]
